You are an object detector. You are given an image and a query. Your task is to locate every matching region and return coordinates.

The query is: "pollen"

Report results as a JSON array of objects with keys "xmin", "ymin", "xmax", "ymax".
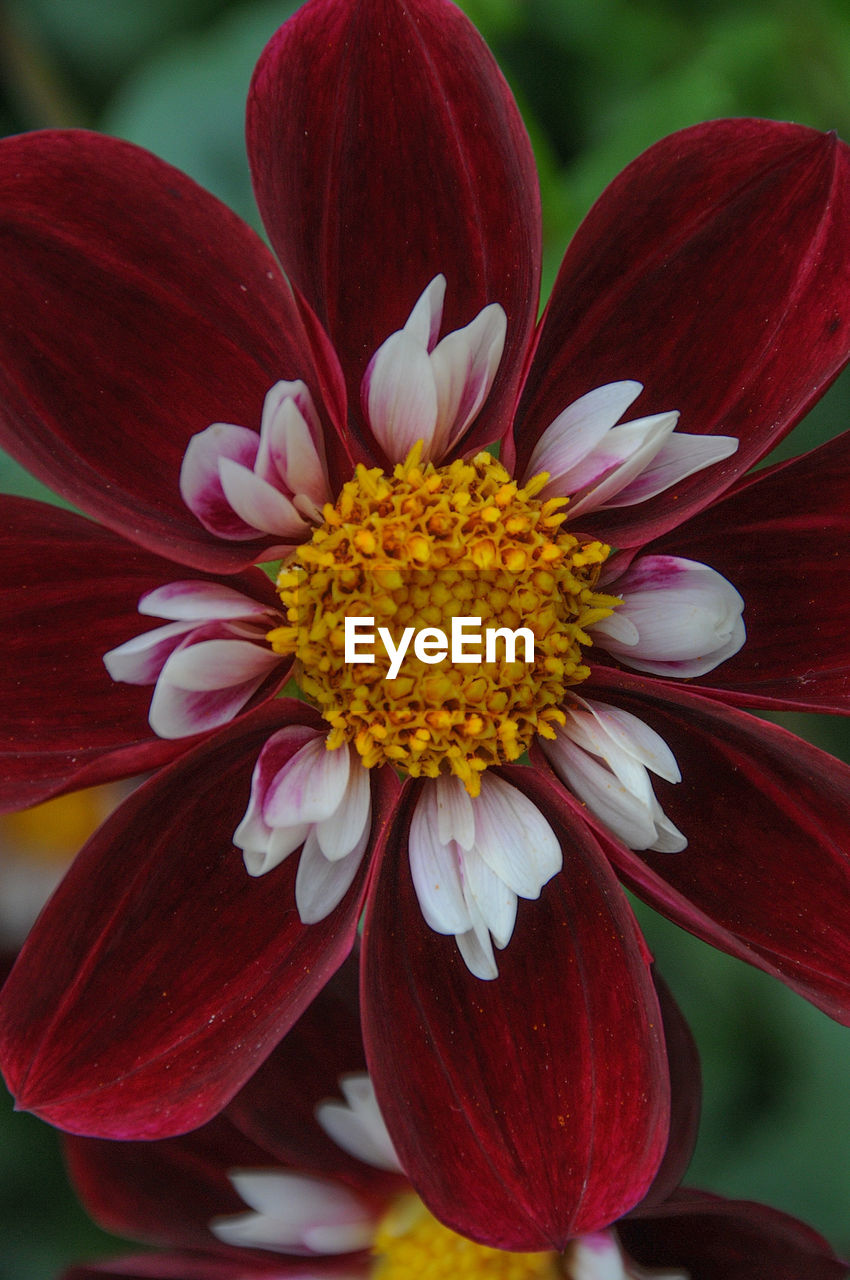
[
  {"xmin": 268, "ymin": 444, "xmax": 618, "ymax": 795},
  {"xmin": 371, "ymin": 1194, "xmax": 560, "ymax": 1279}
]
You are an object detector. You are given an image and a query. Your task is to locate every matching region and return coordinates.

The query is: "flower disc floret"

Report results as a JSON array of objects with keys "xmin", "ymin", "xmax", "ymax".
[
  {"xmin": 372, "ymin": 1194, "xmax": 560, "ymax": 1279},
  {"xmin": 268, "ymin": 445, "xmax": 617, "ymax": 794}
]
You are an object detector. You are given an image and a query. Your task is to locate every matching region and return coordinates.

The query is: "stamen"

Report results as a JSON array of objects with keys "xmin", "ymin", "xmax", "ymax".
[{"xmin": 268, "ymin": 446, "xmax": 617, "ymax": 796}]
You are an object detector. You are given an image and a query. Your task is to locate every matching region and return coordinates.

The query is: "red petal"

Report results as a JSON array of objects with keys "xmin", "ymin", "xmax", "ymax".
[
  {"xmin": 0, "ymin": 497, "xmax": 274, "ymax": 810},
  {"xmin": 0, "ymin": 131, "xmax": 348, "ymax": 572},
  {"xmin": 0, "ymin": 705, "xmax": 380, "ymax": 1138},
  {"xmin": 64, "ymin": 1117, "xmax": 268, "ymax": 1252},
  {"xmin": 247, "ymin": 0, "xmax": 540, "ymax": 460},
  {"xmin": 361, "ymin": 769, "xmax": 670, "ymax": 1251},
  {"xmin": 588, "ymin": 667, "xmax": 850, "ymax": 1023},
  {"xmin": 62, "ymin": 961, "xmax": 397, "ymax": 1253},
  {"xmin": 622, "ymin": 1189, "xmax": 848, "ymax": 1278},
  {"xmin": 650, "ymin": 429, "xmax": 850, "ymax": 713},
  {"xmin": 640, "ymin": 973, "xmax": 701, "ymax": 1208},
  {"xmin": 63, "ymin": 1259, "xmax": 359, "ymax": 1280},
  {"xmin": 226, "ymin": 955, "xmax": 403, "ymax": 1203},
  {"xmin": 511, "ymin": 121, "xmax": 850, "ymax": 544}
]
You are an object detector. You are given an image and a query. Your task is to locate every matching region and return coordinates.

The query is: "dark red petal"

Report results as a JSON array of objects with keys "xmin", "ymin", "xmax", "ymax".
[
  {"xmin": 0, "ymin": 704, "xmax": 386, "ymax": 1138},
  {"xmin": 622, "ymin": 1189, "xmax": 848, "ymax": 1279},
  {"xmin": 361, "ymin": 768, "xmax": 670, "ymax": 1252},
  {"xmin": 248, "ymin": 0, "xmax": 540, "ymax": 461},
  {"xmin": 511, "ymin": 121, "xmax": 850, "ymax": 545},
  {"xmin": 226, "ymin": 954, "xmax": 403, "ymax": 1203},
  {"xmin": 650, "ymin": 429, "xmax": 850, "ymax": 713},
  {"xmin": 62, "ymin": 1258, "xmax": 363, "ymax": 1280},
  {"xmin": 0, "ymin": 497, "xmax": 276, "ymax": 811},
  {"xmin": 64, "ymin": 1118, "xmax": 269, "ymax": 1252},
  {"xmin": 588, "ymin": 666, "xmax": 850, "ymax": 1023},
  {"xmin": 640, "ymin": 972, "xmax": 701, "ymax": 1208},
  {"xmin": 0, "ymin": 130, "xmax": 348, "ymax": 572}
]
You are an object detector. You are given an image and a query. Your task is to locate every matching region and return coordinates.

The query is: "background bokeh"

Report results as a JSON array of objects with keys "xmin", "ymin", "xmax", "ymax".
[{"xmin": 1, "ymin": 0, "xmax": 849, "ymax": 1274}]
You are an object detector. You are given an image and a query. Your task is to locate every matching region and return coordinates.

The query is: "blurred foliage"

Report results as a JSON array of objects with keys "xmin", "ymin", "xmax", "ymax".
[{"xmin": 2, "ymin": 0, "xmax": 850, "ymax": 1273}]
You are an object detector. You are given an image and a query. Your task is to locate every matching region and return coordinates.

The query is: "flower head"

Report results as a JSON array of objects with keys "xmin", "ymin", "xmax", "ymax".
[
  {"xmin": 3, "ymin": 0, "xmax": 850, "ymax": 1247},
  {"xmin": 60, "ymin": 966, "xmax": 847, "ymax": 1276}
]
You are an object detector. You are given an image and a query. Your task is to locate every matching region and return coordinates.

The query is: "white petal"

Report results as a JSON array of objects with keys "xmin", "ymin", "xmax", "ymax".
[
  {"xmin": 434, "ymin": 774, "xmax": 475, "ymax": 851},
  {"xmin": 138, "ymin": 581, "xmax": 271, "ymax": 622},
  {"xmin": 179, "ymin": 421, "xmax": 260, "ymax": 540},
  {"xmin": 455, "ymin": 923, "xmax": 499, "ymax": 981},
  {"xmin": 460, "ymin": 844, "xmax": 518, "ymax": 950},
  {"xmin": 263, "ymin": 737, "xmax": 351, "ymax": 827},
  {"xmin": 314, "ymin": 753, "xmax": 371, "ymax": 860},
  {"xmin": 596, "ymin": 556, "xmax": 745, "ymax": 677},
  {"xmin": 156, "ymin": 639, "xmax": 280, "ymax": 692},
  {"xmin": 316, "ymin": 1074, "xmax": 403, "ymax": 1173},
  {"xmin": 211, "ymin": 1171, "xmax": 373, "ymax": 1256},
  {"xmin": 409, "ymin": 789, "xmax": 471, "ymax": 935},
  {"xmin": 294, "ymin": 825, "xmax": 368, "ymax": 923},
  {"xmin": 403, "ymin": 274, "xmax": 446, "ymax": 349},
  {"xmin": 564, "ymin": 1233, "xmax": 631, "ymax": 1280},
  {"xmin": 471, "ymin": 774, "xmax": 562, "ymax": 899},
  {"xmin": 149, "ymin": 640, "xmax": 279, "ymax": 738},
  {"xmin": 239, "ymin": 820, "xmax": 310, "ymax": 878},
  {"xmin": 582, "ymin": 700, "xmax": 681, "ymax": 783},
  {"xmin": 563, "ymin": 412, "xmax": 678, "ymax": 515},
  {"xmin": 543, "ymin": 733, "xmax": 659, "ymax": 851},
  {"xmin": 364, "ymin": 329, "xmax": 439, "ymax": 462},
  {"xmin": 525, "ymin": 381, "xmax": 643, "ymax": 482},
  {"xmin": 258, "ymin": 383, "xmax": 330, "ymax": 511},
  {"xmin": 428, "ymin": 303, "xmax": 506, "ymax": 459},
  {"xmin": 561, "ymin": 707, "xmax": 655, "ymax": 804},
  {"xmin": 601, "ymin": 431, "xmax": 738, "ymax": 507},
  {"xmin": 103, "ymin": 620, "xmax": 194, "ymax": 684},
  {"xmin": 218, "ymin": 458, "xmax": 309, "ymax": 538}
]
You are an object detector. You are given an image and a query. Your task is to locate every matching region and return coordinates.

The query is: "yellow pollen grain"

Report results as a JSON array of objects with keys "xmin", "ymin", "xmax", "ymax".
[
  {"xmin": 371, "ymin": 1195, "xmax": 561, "ymax": 1280},
  {"xmin": 270, "ymin": 445, "xmax": 617, "ymax": 795}
]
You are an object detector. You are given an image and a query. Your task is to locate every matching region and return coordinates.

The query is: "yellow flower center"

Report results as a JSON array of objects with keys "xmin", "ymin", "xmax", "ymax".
[
  {"xmin": 371, "ymin": 1195, "xmax": 561, "ymax": 1279},
  {"xmin": 268, "ymin": 445, "xmax": 617, "ymax": 796}
]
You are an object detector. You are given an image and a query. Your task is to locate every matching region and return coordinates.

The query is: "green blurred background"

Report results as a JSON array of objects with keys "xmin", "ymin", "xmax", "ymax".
[{"xmin": 1, "ymin": 0, "xmax": 849, "ymax": 1274}]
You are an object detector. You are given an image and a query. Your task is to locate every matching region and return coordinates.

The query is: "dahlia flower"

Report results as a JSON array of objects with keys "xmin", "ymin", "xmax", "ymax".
[
  {"xmin": 2, "ymin": 0, "xmax": 850, "ymax": 1232},
  {"xmin": 59, "ymin": 964, "xmax": 846, "ymax": 1273}
]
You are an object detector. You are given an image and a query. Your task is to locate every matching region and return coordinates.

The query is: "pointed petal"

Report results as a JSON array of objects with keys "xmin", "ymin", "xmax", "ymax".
[
  {"xmin": 224, "ymin": 955, "xmax": 404, "ymax": 1198},
  {"xmin": 63, "ymin": 1115, "xmax": 271, "ymax": 1252},
  {"xmin": 248, "ymin": 0, "xmax": 540, "ymax": 459},
  {"xmin": 589, "ymin": 666, "xmax": 850, "ymax": 1023},
  {"xmin": 149, "ymin": 637, "xmax": 283, "ymax": 738},
  {"xmin": 295, "ymin": 825, "xmax": 369, "ymax": 924},
  {"xmin": 0, "ymin": 130, "xmax": 348, "ymax": 572},
  {"xmin": 139, "ymin": 581, "xmax": 273, "ymax": 622},
  {"xmin": 0, "ymin": 704, "xmax": 370, "ymax": 1138},
  {"xmin": 621, "ymin": 1190, "xmax": 848, "ymax": 1279},
  {"xmin": 429, "ymin": 303, "xmax": 507, "ymax": 458},
  {"xmin": 640, "ymin": 974, "xmax": 702, "ymax": 1208},
  {"xmin": 217, "ymin": 459, "xmax": 308, "ymax": 539},
  {"xmin": 512, "ymin": 121, "xmax": 850, "ymax": 544},
  {"xmin": 363, "ymin": 330, "xmax": 438, "ymax": 462},
  {"xmin": 0, "ymin": 498, "xmax": 272, "ymax": 811},
  {"xmin": 362, "ymin": 771, "xmax": 670, "ymax": 1251},
  {"xmin": 651, "ymin": 428, "xmax": 850, "ymax": 713}
]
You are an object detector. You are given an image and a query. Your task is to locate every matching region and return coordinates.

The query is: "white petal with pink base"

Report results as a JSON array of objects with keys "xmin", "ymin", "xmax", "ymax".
[
  {"xmin": 563, "ymin": 1231, "xmax": 687, "ymax": 1280},
  {"xmin": 595, "ymin": 555, "xmax": 745, "ymax": 678},
  {"xmin": 180, "ymin": 380, "xmax": 331, "ymax": 546},
  {"xmin": 104, "ymin": 581, "xmax": 284, "ymax": 736},
  {"xmin": 363, "ymin": 274, "xmax": 506, "ymax": 464},
  {"xmin": 526, "ymin": 380, "xmax": 737, "ymax": 515},
  {"xmin": 235, "ymin": 732, "xmax": 372, "ymax": 921}
]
